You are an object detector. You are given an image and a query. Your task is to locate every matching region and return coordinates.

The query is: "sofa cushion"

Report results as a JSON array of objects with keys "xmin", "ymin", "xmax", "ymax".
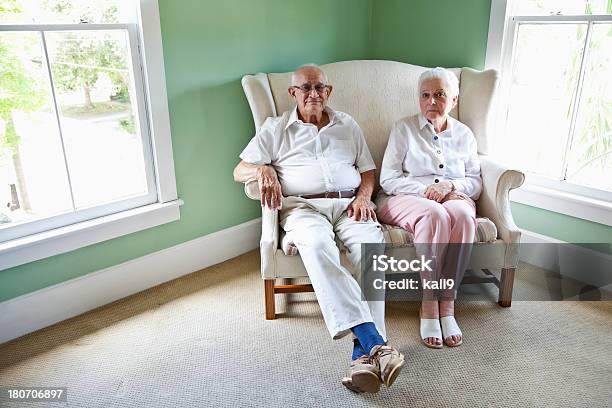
[{"xmin": 280, "ymin": 217, "xmax": 498, "ymax": 256}]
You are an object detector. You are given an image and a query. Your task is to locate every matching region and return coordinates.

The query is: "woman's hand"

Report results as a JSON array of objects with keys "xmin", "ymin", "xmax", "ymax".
[
  {"xmin": 424, "ymin": 181, "xmax": 454, "ymax": 202},
  {"xmin": 442, "ymin": 192, "xmax": 466, "ymax": 202}
]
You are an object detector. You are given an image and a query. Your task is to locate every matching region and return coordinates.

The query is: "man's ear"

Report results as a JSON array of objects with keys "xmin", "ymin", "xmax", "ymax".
[
  {"xmin": 327, "ymin": 85, "xmax": 333, "ymax": 98},
  {"xmin": 288, "ymin": 87, "xmax": 297, "ymax": 99},
  {"xmin": 451, "ymin": 94, "xmax": 458, "ymax": 108}
]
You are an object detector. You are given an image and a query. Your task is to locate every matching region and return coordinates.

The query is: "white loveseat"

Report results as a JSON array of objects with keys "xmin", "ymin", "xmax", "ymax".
[{"xmin": 240, "ymin": 60, "xmax": 525, "ymax": 319}]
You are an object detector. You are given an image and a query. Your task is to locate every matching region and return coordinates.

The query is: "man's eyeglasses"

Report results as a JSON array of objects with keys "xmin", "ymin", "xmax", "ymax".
[
  {"xmin": 291, "ymin": 83, "xmax": 330, "ymax": 95},
  {"xmin": 420, "ymin": 90, "xmax": 448, "ymax": 101}
]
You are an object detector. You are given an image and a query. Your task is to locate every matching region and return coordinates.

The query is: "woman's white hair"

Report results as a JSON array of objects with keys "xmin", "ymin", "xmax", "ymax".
[{"xmin": 418, "ymin": 67, "xmax": 459, "ymax": 97}]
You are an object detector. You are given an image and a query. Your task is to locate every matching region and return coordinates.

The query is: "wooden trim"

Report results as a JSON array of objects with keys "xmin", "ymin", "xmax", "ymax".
[
  {"xmin": 274, "ymin": 284, "xmax": 314, "ymax": 294},
  {"xmin": 264, "ymin": 279, "xmax": 276, "ymax": 320},
  {"xmin": 263, "ymin": 282, "xmax": 314, "ymax": 320},
  {"xmin": 461, "ymin": 276, "xmax": 499, "ymax": 286},
  {"xmin": 498, "ymin": 267, "xmax": 516, "ymax": 307},
  {"xmin": 262, "ymin": 267, "xmax": 514, "ymax": 321}
]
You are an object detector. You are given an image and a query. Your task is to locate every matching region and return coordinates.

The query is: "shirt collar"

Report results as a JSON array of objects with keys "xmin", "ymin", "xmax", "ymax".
[
  {"xmin": 446, "ymin": 115, "xmax": 455, "ymax": 132},
  {"xmin": 418, "ymin": 113, "xmax": 429, "ymax": 130},
  {"xmin": 418, "ymin": 112, "xmax": 454, "ymax": 134},
  {"xmin": 286, "ymin": 106, "xmax": 338, "ymax": 130}
]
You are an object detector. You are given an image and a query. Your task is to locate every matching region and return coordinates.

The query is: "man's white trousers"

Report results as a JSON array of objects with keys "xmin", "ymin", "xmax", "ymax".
[{"xmin": 280, "ymin": 196, "xmax": 386, "ymax": 340}]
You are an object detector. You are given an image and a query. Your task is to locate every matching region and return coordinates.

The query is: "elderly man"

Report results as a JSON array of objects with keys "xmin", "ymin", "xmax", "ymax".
[{"xmin": 233, "ymin": 65, "xmax": 404, "ymax": 393}]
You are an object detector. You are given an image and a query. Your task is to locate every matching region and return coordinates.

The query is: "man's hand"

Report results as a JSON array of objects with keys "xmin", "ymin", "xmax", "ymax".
[
  {"xmin": 348, "ymin": 170, "xmax": 377, "ymax": 221},
  {"xmin": 424, "ymin": 181, "xmax": 453, "ymax": 202},
  {"xmin": 257, "ymin": 166, "xmax": 282, "ymax": 210},
  {"xmin": 347, "ymin": 196, "xmax": 377, "ymax": 222}
]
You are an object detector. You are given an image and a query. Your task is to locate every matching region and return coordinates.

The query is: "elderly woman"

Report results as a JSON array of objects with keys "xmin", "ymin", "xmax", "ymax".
[{"xmin": 376, "ymin": 67, "xmax": 482, "ymax": 348}]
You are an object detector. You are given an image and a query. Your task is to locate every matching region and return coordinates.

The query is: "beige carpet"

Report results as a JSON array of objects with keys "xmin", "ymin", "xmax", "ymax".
[{"xmin": 0, "ymin": 250, "xmax": 611, "ymax": 408}]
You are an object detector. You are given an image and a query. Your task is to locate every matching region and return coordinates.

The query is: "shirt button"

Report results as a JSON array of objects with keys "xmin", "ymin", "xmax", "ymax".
[
  {"xmin": 434, "ymin": 178, "xmax": 439, "ymax": 183},
  {"xmin": 433, "ymin": 136, "xmax": 439, "ymax": 140},
  {"xmin": 439, "ymin": 164, "xmax": 444, "ymax": 169},
  {"xmin": 437, "ymin": 150, "xmax": 441, "ymax": 154}
]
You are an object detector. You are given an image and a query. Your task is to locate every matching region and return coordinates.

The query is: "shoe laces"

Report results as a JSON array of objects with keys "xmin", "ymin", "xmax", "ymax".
[
  {"xmin": 354, "ymin": 355, "xmax": 370, "ymax": 365},
  {"xmin": 370, "ymin": 345, "xmax": 394, "ymax": 363}
]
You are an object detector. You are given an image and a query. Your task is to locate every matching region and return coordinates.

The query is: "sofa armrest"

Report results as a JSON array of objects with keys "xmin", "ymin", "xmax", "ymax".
[
  {"xmin": 260, "ymin": 206, "xmax": 279, "ymax": 279},
  {"xmin": 477, "ymin": 155, "xmax": 525, "ymax": 244},
  {"xmin": 242, "ymin": 179, "xmax": 278, "ymax": 277},
  {"xmin": 244, "ymin": 178, "xmax": 261, "ymax": 201}
]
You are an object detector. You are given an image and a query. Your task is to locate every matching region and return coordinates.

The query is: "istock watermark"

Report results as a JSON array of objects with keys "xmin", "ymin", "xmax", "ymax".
[
  {"xmin": 372, "ymin": 277, "xmax": 455, "ymax": 290},
  {"xmin": 359, "ymin": 242, "xmax": 612, "ymax": 302},
  {"xmin": 371, "ymin": 254, "xmax": 454, "ymax": 291},
  {"xmin": 372, "ymin": 254, "xmax": 433, "ymax": 272}
]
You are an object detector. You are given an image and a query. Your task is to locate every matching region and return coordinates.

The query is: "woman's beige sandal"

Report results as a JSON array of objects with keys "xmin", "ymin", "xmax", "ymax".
[
  {"xmin": 420, "ymin": 316, "xmax": 443, "ymax": 349},
  {"xmin": 440, "ymin": 316, "xmax": 463, "ymax": 347}
]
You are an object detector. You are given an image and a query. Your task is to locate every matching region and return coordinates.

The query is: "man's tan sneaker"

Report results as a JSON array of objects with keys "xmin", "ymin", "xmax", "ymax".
[
  {"xmin": 369, "ymin": 345, "xmax": 405, "ymax": 387},
  {"xmin": 341, "ymin": 355, "xmax": 381, "ymax": 393}
]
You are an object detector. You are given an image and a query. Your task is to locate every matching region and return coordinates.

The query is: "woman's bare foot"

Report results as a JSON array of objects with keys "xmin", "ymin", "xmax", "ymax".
[
  {"xmin": 439, "ymin": 300, "xmax": 462, "ymax": 346},
  {"xmin": 420, "ymin": 300, "xmax": 442, "ymax": 347}
]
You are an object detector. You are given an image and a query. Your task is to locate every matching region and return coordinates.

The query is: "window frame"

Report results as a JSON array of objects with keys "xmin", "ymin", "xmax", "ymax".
[
  {"xmin": 0, "ymin": 23, "xmax": 159, "ymax": 242},
  {"xmin": 485, "ymin": 0, "xmax": 612, "ymax": 227},
  {"xmin": 0, "ymin": 0, "xmax": 181, "ymax": 270}
]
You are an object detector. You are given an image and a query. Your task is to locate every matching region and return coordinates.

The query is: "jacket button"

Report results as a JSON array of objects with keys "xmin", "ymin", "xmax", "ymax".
[
  {"xmin": 433, "ymin": 136, "xmax": 439, "ymax": 140},
  {"xmin": 439, "ymin": 164, "xmax": 444, "ymax": 168},
  {"xmin": 434, "ymin": 178, "xmax": 439, "ymax": 183}
]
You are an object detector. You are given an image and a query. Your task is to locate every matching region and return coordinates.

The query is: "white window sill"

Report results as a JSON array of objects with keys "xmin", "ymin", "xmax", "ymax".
[
  {"xmin": 0, "ymin": 199, "xmax": 183, "ymax": 271},
  {"xmin": 511, "ymin": 184, "xmax": 612, "ymax": 227}
]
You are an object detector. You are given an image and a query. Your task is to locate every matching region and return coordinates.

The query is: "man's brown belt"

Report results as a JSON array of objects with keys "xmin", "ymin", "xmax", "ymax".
[{"xmin": 298, "ymin": 190, "xmax": 356, "ymax": 199}]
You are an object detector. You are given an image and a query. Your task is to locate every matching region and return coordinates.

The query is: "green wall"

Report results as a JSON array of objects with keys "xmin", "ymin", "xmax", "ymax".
[
  {"xmin": 0, "ymin": 0, "xmax": 372, "ymax": 302},
  {"xmin": 1, "ymin": 0, "xmax": 610, "ymax": 303},
  {"xmin": 511, "ymin": 203, "xmax": 612, "ymax": 244},
  {"xmin": 370, "ymin": 0, "xmax": 493, "ymax": 69}
]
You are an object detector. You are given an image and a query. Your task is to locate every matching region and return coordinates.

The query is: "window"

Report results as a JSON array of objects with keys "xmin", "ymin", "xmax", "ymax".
[
  {"xmin": 0, "ymin": 1, "xmax": 179, "ymax": 269},
  {"xmin": 486, "ymin": 0, "xmax": 612, "ymax": 226}
]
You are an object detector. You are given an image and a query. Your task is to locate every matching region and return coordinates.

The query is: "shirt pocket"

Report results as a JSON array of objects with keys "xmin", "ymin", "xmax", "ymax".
[{"xmin": 329, "ymin": 138, "xmax": 355, "ymax": 164}]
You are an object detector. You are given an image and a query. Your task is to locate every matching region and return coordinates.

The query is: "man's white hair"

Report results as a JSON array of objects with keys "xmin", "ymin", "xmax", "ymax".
[
  {"xmin": 291, "ymin": 64, "xmax": 329, "ymax": 86},
  {"xmin": 418, "ymin": 67, "xmax": 459, "ymax": 97}
]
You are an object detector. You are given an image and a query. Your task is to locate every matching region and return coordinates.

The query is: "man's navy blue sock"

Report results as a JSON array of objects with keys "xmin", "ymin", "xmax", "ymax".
[
  {"xmin": 352, "ymin": 339, "xmax": 367, "ymax": 360},
  {"xmin": 351, "ymin": 322, "xmax": 385, "ymax": 355}
]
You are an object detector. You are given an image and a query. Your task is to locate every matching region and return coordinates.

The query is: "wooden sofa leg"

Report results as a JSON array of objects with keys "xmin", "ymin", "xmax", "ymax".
[
  {"xmin": 264, "ymin": 279, "xmax": 276, "ymax": 320},
  {"xmin": 498, "ymin": 267, "xmax": 516, "ymax": 307}
]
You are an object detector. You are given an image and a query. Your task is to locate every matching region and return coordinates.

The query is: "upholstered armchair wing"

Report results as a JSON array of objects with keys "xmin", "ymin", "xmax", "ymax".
[{"xmin": 240, "ymin": 60, "xmax": 525, "ymax": 319}]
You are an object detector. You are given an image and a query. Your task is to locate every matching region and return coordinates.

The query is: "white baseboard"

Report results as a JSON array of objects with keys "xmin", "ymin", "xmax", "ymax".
[
  {"xmin": 520, "ymin": 229, "xmax": 611, "ymax": 291},
  {"xmin": 0, "ymin": 218, "xmax": 261, "ymax": 345},
  {"xmin": 519, "ymin": 229, "xmax": 565, "ymax": 270}
]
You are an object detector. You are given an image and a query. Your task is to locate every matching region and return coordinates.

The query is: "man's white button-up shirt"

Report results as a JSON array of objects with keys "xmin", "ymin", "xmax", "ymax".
[
  {"xmin": 379, "ymin": 114, "xmax": 482, "ymax": 199},
  {"xmin": 240, "ymin": 107, "xmax": 376, "ymax": 196}
]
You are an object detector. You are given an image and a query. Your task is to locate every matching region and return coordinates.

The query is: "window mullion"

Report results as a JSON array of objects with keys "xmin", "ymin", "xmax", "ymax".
[
  {"xmin": 40, "ymin": 30, "xmax": 77, "ymax": 210},
  {"xmin": 560, "ymin": 21, "xmax": 594, "ymax": 182}
]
